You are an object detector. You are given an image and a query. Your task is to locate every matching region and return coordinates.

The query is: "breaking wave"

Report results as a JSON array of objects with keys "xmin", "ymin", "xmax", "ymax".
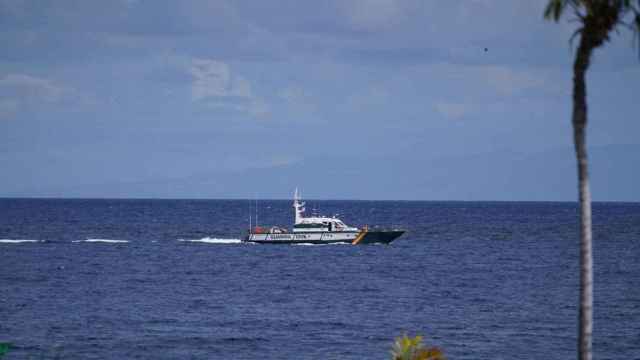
[
  {"xmin": 0, "ymin": 239, "xmax": 41, "ymax": 243},
  {"xmin": 72, "ymin": 239, "xmax": 130, "ymax": 243},
  {"xmin": 178, "ymin": 237, "xmax": 242, "ymax": 244}
]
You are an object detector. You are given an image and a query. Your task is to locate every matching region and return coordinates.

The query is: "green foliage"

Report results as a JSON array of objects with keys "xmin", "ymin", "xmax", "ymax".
[
  {"xmin": 390, "ymin": 334, "xmax": 445, "ymax": 360},
  {"xmin": 544, "ymin": 0, "xmax": 640, "ymax": 52},
  {"xmin": 0, "ymin": 343, "xmax": 11, "ymax": 358},
  {"xmin": 544, "ymin": 0, "xmax": 568, "ymax": 21},
  {"xmin": 544, "ymin": 0, "xmax": 640, "ymax": 31}
]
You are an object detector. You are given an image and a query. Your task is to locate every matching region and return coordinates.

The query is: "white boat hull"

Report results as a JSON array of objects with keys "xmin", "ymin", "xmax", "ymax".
[
  {"xmin": 245, "ymin": 231, "xmax": 359, "ymax": 244},
  {"xmin": 242, "ymin": 189, "xmax": 405, "ymax": 245},
  {"xmin": 243, "ymin": 229, "xmax": 404, "ymax": 245}
]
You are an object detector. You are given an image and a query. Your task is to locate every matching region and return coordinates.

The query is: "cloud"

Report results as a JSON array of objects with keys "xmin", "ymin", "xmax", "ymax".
[
  {"xmin": 205, "ymin": 100, "xmax": 268, "ymax": 118},
  {"xmin": 187, "ymin": 58, "xmax": 271, "ymax": 118},
  {"xmin": 247, "ymin": 99, "xmax": 270, "ymax": 118},
  {"xmin": 279, "ymin": 85, "xmax": 305, "ymax": 103},
  {"xmin": 122, "ymin": 0, "xmax": 139, "ymax": 8},
  {"xmin": 189, "ymin": 59, "xmax": 252, "ymax": 101},
  {"xmin": 278, "ymin": 85, "xmax": 318, "ymax": 119},
  {"xmin": 0, "ymin": 73, "xmax": 76, "ymax": 117},
  {"xmin": 435, "ymin": 101, "xmax": 469, "ymax": 120},
  {"xmin": 484, "ymin": 66, "xmax": 547, "ymax": 96},
  {"xmin": 345, "ymin": 86, "xmax": 389, "ymax": 110},
  {"xmin": 343, "ymin": 0, "xmax": 405, "ymax": 32},
  {"xmin": 189, "ymin": 59, "xmax": 252, "ymax": 99},
  {"xmin": 0, "ymin": 73, "xmax": 67, "ymax": 101},
  {"xmin": 413, "ymin": 62, "xmax": 552, "ymax": 100}
]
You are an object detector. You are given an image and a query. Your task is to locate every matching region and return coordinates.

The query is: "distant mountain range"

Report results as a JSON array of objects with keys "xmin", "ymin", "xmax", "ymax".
[
  {"xmin": 184, "ymin": 143, "xmax": 639, "ymax": 202},
  {"xmin": 3, "ymin": 144, "xmax": 638, "ymax": 201}
]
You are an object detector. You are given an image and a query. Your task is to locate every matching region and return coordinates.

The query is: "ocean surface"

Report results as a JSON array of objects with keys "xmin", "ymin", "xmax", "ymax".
[{"xmin": 1, "ymin": 199, "xmax": 639, "ymax": 359}]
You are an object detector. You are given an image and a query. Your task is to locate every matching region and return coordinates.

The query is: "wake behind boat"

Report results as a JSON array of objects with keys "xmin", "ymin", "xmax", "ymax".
[{"xmin": 243, "ymin": 189, "xmax": 404, "ymax": 245}]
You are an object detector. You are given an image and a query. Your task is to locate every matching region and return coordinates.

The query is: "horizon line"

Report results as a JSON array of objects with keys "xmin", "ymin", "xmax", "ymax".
[{"xmin": 1, "ymin": 196, "xmax": 639, "ymax": 204}]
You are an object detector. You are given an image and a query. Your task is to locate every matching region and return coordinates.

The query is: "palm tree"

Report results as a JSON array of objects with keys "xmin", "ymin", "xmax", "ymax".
[{"xmin": 544, "ymin": 1, "xmax": 640, "ymax": 359}]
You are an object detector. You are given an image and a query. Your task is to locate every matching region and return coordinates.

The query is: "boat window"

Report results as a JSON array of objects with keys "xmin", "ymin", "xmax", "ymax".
[{"xmin": 294, "ymin": 223, "xmax": 327, "ymax": 229}]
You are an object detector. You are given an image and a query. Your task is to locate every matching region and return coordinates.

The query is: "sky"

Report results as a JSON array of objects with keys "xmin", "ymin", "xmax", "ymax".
[{"xmin": 1, "ymin": 0, "xmax": 639, "ymax": 201}]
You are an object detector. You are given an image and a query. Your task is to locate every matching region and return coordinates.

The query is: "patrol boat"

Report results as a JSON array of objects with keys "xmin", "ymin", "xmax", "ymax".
[{"xmin": 243, "ymin": 189, "xmax": 404, "ymax": 245}]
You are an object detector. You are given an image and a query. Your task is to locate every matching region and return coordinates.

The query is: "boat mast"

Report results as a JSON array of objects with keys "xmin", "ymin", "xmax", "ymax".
[{"xmin": 293, "ymin": 187, "xmax": 305, "ymax": 224}]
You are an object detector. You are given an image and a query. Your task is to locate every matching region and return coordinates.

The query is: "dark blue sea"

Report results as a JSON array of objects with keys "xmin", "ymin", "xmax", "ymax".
[{"xmin": 1, "ymin": 199, "xmax": 639, "ymax": 359}]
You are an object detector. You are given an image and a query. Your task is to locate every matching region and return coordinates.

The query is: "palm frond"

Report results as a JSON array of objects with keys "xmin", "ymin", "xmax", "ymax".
[
  {"xmin": 545, "ymin": 0, "xmax": 568, "ymax": 21},
  {"xmin": 569, "ymin": 27, "xmax": 585, "ymax": 48},
  {"xmin": 635, "ymin": 12, "xmax": 640, "ymax": 57}
]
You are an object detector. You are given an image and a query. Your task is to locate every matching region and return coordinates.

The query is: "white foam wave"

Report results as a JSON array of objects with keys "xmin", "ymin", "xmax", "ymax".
[
  {"xmin": 0, "ymin": 239, "xmax": 41, "ymax": 243},
  {"xmin": 73, "ymin": 239, "xmax": 129, "ymax": 243},
  {"xmin": 178, "ymin": 237, "xmax": 242, "ymax": 244}
]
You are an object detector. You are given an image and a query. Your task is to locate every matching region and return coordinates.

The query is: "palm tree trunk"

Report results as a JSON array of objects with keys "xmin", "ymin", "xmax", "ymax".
[{"xmin": 573, "ymin": 33, "xmax": 594, "ymax": 360}]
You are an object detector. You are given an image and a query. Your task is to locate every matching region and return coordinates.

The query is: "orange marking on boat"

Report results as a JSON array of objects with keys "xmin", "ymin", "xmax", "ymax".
[{"xmin": 351, "ymin": 228, "xmax": 367, "ymax": 245}]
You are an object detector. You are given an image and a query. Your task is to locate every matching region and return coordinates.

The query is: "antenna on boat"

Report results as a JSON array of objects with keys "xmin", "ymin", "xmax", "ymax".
[
  {"xmin": 293, "ymin": 187, "xmax": 305, "ymax": 224},
  {"xmin": 249, "ymin": 199, "xmax": 252, "ymax": 233},
  {"xmin": 255, "ymin": 193, "xmax": 258, "ymax": 228}
]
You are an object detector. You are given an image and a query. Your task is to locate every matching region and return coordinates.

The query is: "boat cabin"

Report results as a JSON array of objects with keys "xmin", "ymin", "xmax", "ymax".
[{"xmin": 292, "ymin": 217, "xmax": 357, "ymax": 233}]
